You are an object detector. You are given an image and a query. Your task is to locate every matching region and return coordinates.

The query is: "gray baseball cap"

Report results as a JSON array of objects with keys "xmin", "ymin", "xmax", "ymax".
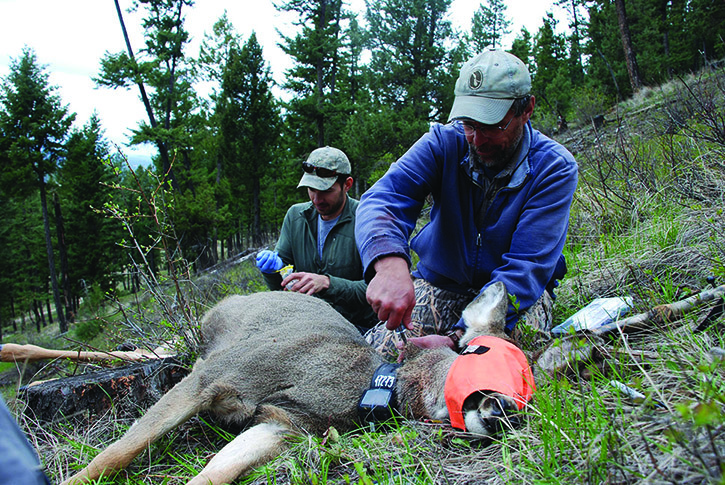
[
  {"xmin": 448, "ymin": 49, "xmax": 531, "ymax": 125},
  {"xmin": 297, "ymin": 146, "xmax": 351, "ymax": 191}
]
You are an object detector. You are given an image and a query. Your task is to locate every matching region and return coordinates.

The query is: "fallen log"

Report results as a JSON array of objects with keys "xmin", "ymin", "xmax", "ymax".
[{"xmin": 17, "ymin": 357, "xmax": 187, "ymax": 423}]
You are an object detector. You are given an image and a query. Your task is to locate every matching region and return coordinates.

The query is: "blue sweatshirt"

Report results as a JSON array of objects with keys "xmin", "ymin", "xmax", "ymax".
[{"xmin": 355, "ymin": 121, "xmax": 578, "ymax": 331}]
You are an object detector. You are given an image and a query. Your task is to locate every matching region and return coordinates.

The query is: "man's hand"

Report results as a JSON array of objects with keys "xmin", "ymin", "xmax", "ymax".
[
  {"xmin": 395, "ymin": 335, "xmax": 457, "ymax": 362},
  {"xmin": 404, "ymin": 334, "xmax": 457, "ymax": 350},
  {"xmin": 282, "ymin": 272, "xmax": 330, "ymax": 295},
  {"xmin": 366, "ymin": 256, "xmax": 415, "ymax": 331}
]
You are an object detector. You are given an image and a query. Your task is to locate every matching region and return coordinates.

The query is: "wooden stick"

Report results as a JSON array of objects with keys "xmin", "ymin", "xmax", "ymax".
[{"xmin": 0, "ymin": 343, "xmax": 173, "ymax": 364}]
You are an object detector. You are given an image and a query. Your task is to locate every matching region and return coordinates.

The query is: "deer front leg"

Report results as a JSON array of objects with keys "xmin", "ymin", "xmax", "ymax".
[{"xmin": 61, "ymin": 371, "xmax": 205, "ymax": 485}]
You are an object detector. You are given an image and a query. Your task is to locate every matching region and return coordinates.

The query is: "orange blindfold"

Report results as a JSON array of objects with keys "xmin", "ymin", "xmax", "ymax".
[{"xmin": 444, "ymin": 335, "xmax": 535, "ymax": 431}]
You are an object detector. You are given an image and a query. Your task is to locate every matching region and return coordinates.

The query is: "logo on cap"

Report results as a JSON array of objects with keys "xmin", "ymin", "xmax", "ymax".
[{"xmin": 469, "ymin": 69, "xmax": 483, "ymax": 90}]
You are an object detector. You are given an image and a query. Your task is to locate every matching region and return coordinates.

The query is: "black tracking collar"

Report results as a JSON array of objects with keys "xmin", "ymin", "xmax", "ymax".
[{"xmin": 358, "ymin": 363, "xmax": 401, "ymax": 425}]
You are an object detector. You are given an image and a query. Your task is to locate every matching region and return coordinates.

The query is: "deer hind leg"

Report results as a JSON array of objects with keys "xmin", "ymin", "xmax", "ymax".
[
  {"xmin": 62, "ymin": 370, "xmax": 208, "ymax": 485},
  {"xmin": 186, "ymin": 404, "xmax": 297, "ymax": 485},
  {"xmin": 186, "ymin": 421, "xmax": 290, "ymax": 485}
]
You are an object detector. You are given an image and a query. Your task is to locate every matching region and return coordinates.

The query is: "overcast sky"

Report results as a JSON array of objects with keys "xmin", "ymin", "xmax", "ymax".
[{"xmin": 0, "ymin": 0, "xmax": 563, "ymax": 167}]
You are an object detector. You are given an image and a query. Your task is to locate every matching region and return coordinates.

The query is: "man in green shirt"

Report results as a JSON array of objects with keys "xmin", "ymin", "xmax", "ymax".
[{"xmin": 256, "ymin": 146, "xmax": 377, "ymax": 331}]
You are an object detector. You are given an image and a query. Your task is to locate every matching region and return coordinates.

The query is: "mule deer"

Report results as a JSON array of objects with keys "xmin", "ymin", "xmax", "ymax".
[{"xmin": 61, "ymin": 282, "xmax": 533, "ymax": 485}]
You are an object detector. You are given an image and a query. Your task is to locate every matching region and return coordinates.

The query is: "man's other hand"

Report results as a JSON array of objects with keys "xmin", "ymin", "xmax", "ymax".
[
  {"xmin": 282, "ymin": 272, "xmax": 330, "ymax": 295},
  {"xmin": 395, "ymin": 335, "xmax": 456, "ymax": 362}
]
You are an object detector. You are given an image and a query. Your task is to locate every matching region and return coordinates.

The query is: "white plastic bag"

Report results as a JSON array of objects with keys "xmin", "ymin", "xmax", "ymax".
[{"xmin": 551, "ymin": 296, "xmax": 633, "ymax": 335}]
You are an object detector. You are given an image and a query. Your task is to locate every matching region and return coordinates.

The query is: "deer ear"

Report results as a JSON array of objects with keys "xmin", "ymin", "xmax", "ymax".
[{"xmin": 460, "ymin": 282, "xmax": 508, "ymax": 341}]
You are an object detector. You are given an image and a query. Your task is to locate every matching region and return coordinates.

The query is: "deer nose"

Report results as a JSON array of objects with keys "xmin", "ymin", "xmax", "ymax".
[
  {"xmin": 482, "ymin": 396, "xmax": 519, "ymax": 433},
  {"xmin": 488, "ymin": 396, "xmax": 515, "ymax": 417}
]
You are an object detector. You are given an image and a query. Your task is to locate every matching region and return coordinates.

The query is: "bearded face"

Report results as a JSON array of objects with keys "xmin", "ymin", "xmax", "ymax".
[{"xmin": 465, "ymin": 116, "xmax": 525, "ymax": 172}]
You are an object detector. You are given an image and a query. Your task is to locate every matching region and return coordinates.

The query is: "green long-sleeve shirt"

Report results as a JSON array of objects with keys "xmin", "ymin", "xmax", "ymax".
[{"xmin": 263, "ymin": 196, "xmax": 377, "ymax": 330}]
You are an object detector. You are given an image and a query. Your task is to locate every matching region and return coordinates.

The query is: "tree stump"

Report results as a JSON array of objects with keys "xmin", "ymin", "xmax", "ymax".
[{"xmin": 17, "ymin": 357, "xmax": 188, "ymax": 423}]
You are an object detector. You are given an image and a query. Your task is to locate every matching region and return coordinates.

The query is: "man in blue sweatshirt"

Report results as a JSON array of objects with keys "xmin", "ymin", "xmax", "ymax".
[{"xmin": 355, "ymin": 50, "xmax": 578, "ymax": 359}]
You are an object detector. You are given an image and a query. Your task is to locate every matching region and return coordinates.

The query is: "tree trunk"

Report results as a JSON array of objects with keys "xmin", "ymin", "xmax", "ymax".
[
  {"xmin": 38, "ymin": 178, "xmax": 67, "ymax": 333},
  {"xmin": 252, "ymin": 176, "xmax": 262, "ymax": 247},
  {"xmin": 11, "ymin": 296, "xmax": 17, "ymax": 332},
  {"xmin": 45, "ymin": 297, "xmax": 53, "ymax": 326},
  {"xmin": 53, "ymin": 192, "xmax": 73, "ymax": 322},
  {"xmin": 32, "ymin": 301, "xmax": 41, "ymax": 333},
  {"xmin": 113, "ymin": 0, "xmax": 178, "ymax": 191},
  {"xmin": 19, "ymin": 357, "xmax": 186, "ymax": 423},
  {"xmin": 614, "ymin": 0, "xmax": 644, "ymax": 92}
]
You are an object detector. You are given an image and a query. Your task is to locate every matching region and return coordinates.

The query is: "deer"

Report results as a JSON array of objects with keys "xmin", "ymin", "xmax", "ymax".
[{"xmin": 61, "ymin": 281, "xmax": 534, "ymax": 485}]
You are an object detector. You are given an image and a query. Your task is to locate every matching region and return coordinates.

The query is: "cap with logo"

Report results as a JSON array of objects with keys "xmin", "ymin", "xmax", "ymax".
[
  {"xmin": 448, "ymin": 49, "xmax": 531, "ymax": 125},
  {"xmin": 297, "ymin": 146, "xmax": 351, "ymax": 191}
]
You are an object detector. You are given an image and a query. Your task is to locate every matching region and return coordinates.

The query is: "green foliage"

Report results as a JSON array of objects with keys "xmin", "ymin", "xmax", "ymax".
[
  {"xmin": 278, "ymin": 0, "xmax": 352, "ymax": 150},
  {"xmin": 98, "ymin": 161, "xmax": 206, "ymax": 355},
  {"xmin": 570, "ymin": 85, "xmax": 611, "ymax": 126},
  {"xmin": 366, "ymin": 0, "xmax": 457, "ymax": 124},
  {"xmin": 585, "ymin": 0, "xmax": 725, "ymax": 100},
  {"xmin": 72, "ymin": 316, "xmax": 105, "ymax": 343},
  {"xmin": 58, "ymin": 116, "xmax": 125, "ymax": 300},
  {"xmin": 217, "ymin": 33, "xmax": 280, "ymax": 246},
  {"xmin": 0, "ymin": 193, "xmax": 48, "ymax": 326},
  {"xmin": 509, "ymin": 27, "xmax": 533, "ymax": 67},
  {"xmin": 0, "ymin": 47, "xmax": 75, "ymax": 332},
  {"xmin": 532, "ymin": 13, "xmax": 572, "ymax": 125},
  {"xmin": 468, "ymin": 0, "xmax": 511, "ymax": 52},
  {"xmin": 0, "ymin": 48, "xmax": 75, "ymax": 197}
]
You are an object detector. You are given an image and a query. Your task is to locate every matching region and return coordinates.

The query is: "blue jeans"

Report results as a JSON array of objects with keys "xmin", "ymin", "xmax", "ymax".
[{"xmin": 0, "ymin": 395, "xmax": 50, "ymax": 485}]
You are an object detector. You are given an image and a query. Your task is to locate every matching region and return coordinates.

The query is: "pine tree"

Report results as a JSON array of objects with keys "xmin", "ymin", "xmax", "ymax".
[
  {"xmin": 278, "ymin": 0, "xmax": 353, "ymax": 151},
  {"xmin": 195, "ymin": 12, "xmax": 240, "ymax": 257},
  {"xmin": 468, "ymin": 0, "xmax": 512, "ymax": 52},
  {"xmin": 58, "ymin": 115, "xmax": 123, "ymax": 308},
  {"xmin": 585, "ymin": 0, "xmax": 628, "ymax": 99},
  {"xmin": 218, "ymin": 33, "xmax": 280, "ymax": 247},
  {"xmin": 98, "ymin": 0, "xmax": 198, "ymax": 193},
  {"xmin": 688, "ymin": 0, "xmax": 725, "ymax": 65},
  {"xmin": 0, "ymin": 48, "xmax": 74, "ymax": 332},
  {"xmin": 510, "ymin": 27, "xmax": 534, "ymax": 67},
  {"xmin": 362, "ymin": 0, "xmax": 458, "ymax": 165},
  {"xmin": 532, "ymin": 13, "xmax": 572, "ymax": 130},
  {"xmin": 555, "ymin": 0, "xmax": 588, "ymax": 87},
  {"xmin": 366, "ymin": 0, "xmax": 455, "ymax": 122}
]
